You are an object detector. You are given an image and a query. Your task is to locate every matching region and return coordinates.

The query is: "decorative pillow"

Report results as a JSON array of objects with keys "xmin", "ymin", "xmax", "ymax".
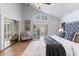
[
  {"xmin": 56, "ymin": 32, "xmax": 66, "ymax": 38},
  {"xmin": 65, "ymin": 32, "xmax": 75, "ymax": 41},
  {"xmin": 73, "ymin": 33, "xmax": 79, "ymax": 43}
]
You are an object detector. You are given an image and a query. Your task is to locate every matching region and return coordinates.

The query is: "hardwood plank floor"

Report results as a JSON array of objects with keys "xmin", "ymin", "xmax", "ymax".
[
  {"xmin": 0, "ymin": 37, "xmax": 46, "ymax": 56},
  {"xmin": 0, "ymin": 40, "xmax": 31, "ymax": 56}
]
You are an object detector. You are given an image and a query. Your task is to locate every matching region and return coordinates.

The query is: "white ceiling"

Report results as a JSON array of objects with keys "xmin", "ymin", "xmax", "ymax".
[{"xmin": 29, "ymin": 3, "xmax": 79, "ymax": 18}]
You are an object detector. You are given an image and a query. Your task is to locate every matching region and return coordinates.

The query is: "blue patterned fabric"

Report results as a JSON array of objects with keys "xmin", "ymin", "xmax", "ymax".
[
  {"xmin": 56, "ymin": 32, "xmax": 66, "ymax": 38},
  {"xmin": 65, "ymin": 32, "xmax": 75, "ymax": 41},
  {"xmin": 64, "ymin": 21, "xmax": 79, "ymax": 41},
  {"xmin": 65, "ymin": 21, "xmax": 79, "ymax": 33}
]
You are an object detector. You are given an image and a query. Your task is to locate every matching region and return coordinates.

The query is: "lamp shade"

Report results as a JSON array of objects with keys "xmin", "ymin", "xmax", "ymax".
[{"xmin": 59, "ymin": 28, "xmax": 63, "ymax": 32}]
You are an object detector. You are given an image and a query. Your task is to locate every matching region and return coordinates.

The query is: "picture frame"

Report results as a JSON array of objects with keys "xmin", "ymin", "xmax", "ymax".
[
  {"xmin": 24, "ymin": 20, "xmax": 30, "ymax": 31},
  {"xmin": 73, "ymin": 32, "xmax": 79, "ymax": 43}
]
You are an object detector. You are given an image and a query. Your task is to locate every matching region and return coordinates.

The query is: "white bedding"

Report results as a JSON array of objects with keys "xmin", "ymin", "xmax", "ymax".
[{"xmin": 49, "ymin": 35, "xmax": 79, "ymax": 56}]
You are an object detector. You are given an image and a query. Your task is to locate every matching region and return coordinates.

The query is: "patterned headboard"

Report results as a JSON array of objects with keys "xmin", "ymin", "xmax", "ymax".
[
  {"xmin": 65, "ymin": 21, "xmax": 79, "ymax": 33},
  {"xmin": 64, "ymin": 21, "xmax": 79, "ymax": 41}
]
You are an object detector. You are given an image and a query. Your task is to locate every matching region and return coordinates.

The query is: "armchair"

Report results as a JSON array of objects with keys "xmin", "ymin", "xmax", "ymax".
[{"xmin": 20, "ymin": 32, "xmax": 32, "ymax": 41}]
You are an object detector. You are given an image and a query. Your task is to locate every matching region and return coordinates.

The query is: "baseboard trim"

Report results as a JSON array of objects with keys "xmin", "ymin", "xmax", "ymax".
[{"xmin": 0, "ymin": 41, "xmax": 18, "ymax": 51}]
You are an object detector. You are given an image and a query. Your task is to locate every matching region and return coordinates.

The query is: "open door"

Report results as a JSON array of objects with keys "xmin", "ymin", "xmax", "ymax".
[
  {"xmin": 33, "ymin": 23, "xmax": 48, "ymax": 40},
  {"xmin": 4, "ymin": 17, "xmax": 19, "ymax": 48}
]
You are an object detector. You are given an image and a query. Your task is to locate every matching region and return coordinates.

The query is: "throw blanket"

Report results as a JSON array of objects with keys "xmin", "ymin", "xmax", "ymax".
[{"xmin": 44, "ymin": 35, "xmax": 66, "ymax": 56}]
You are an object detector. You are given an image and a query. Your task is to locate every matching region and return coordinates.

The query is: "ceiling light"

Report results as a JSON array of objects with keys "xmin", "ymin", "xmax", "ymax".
[{"xmin": 34, "ymin": 3, "xmax": 43, "ymax": 9}]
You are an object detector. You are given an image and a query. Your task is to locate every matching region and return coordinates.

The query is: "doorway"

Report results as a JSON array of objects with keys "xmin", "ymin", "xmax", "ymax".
[
  {"xmin": 33, "ymin": 23, "xmax": 48, "ymax": 40},
  {"xmin": 4, "ymin": 18, "xmax": 19, "ymax": 48}
]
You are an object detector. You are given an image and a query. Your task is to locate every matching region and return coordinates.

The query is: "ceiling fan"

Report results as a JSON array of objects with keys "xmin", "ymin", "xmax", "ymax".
[
  {"xmin": 44, "ymin": 3, "xmax": 51, "ymax": 5},
  {"xmin": 26, "ymin": 3, "xmax": 51, "ymax": 6},
  {"xmin": 26, "ymin": 3, "xmax": 51, "ymax": 9},
  {"xmin": 35, "ymin": 3, "xmax": 51, "ymax": 9}
]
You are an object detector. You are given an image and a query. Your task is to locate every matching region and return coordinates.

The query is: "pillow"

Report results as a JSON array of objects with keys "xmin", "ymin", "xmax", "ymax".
[
  {"xmin": 65, "ymin": 32, "xmax": 75, "ymax": 41},
  {"xmin": 73, "ymin": 33, "xmax": 79, "ymax": 43},
  {"xmin": 56, "ymin": 32, "xmax": 66, "ymax": 38}
]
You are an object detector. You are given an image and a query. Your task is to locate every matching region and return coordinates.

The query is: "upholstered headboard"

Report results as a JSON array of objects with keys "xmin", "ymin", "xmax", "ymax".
[
  {"xmin": 65, "ymin": 21, "xmax": 79, "ymax": 33},
  {"xmin": 64, "ymin": 21, "xmax": 79, "ymax": 41}
]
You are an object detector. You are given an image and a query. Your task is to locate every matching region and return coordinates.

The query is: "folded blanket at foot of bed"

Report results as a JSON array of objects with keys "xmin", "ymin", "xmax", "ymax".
[{"xmin": 44, "ymin": 35, "xmax": 66, "ymax": 56}]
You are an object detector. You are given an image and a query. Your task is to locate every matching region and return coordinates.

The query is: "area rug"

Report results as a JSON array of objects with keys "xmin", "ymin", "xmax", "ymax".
[{"xmin": 22, "ymin": 37, "xmax": 46, "ymax": 56}]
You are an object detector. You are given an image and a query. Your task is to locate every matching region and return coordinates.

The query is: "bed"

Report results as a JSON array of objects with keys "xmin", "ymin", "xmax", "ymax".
[{"xmin": 45, "ymin": 21, "xmax": 79, "ymax": 56}]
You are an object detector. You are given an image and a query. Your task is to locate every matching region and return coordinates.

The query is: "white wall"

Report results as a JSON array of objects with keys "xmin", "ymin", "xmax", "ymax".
[
  {"xmin": 0, "ymin": 15, "xmax": 1, "ymax": 49},
  {"xmin": 0, "ymin": 3, "xmax": 24, "ymax": 49},
  {"xmin": 61, "ymin": 9, "xmax": 79, "ymax": 23},
  {"xmin": 48, "ymin": 16, "xmax": 60, "ymax": 35},
  {"xmin": 23, "ymin": 5, "xmax": 42, "ymax": 37},
  {"xmin": 23, "ymin": 5, "xmax": 40, "ymax": 20},
  {"xmin": 23, "ymin": 5, "xmax": 60, "ymax": 36},
  {"xmin": 1, "ymin": 3, "xmax": 24, "ymax": 21},
  {"xmin": 0, "ymin": 4, "xmax": 1, "ymax": 49},
  {"xmin": 22, "ymin": 5, "xmax": 40, "ymax": 37}
]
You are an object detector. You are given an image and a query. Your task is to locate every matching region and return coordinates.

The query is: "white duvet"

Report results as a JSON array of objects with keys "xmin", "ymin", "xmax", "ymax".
[
  {"xmin": 49, "ymin": 35, "xmax": 79, "ymax": 56},
  {"xmin": 22, "ymin": 35, "xmax": 79, "ymax": 56}
]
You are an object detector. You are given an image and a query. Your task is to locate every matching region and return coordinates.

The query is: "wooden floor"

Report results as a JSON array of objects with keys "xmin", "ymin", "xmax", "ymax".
[
  {"xmin": 0, "ymin": 40, "xmax": 31, "ymax": 56},
  {"xmin": 0, "ymin": 37, "xmax": 46, "ymax": 56}
]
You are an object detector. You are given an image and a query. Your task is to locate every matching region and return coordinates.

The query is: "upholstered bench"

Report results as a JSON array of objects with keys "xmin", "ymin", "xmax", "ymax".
[{"xmin": 20, "ymin": 32, "xmax": 32, "ymax": 41}]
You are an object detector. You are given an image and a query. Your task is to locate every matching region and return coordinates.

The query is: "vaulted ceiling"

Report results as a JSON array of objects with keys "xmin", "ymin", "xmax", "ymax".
[{"xmin": 26, "ymin": 3, "xmax": 79, "ymax": 18}]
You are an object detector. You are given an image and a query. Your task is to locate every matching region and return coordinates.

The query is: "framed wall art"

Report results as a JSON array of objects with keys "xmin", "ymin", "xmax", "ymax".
[{"xmin": 24, "ymin": 20, "xmax": 30, "ymax": 31}]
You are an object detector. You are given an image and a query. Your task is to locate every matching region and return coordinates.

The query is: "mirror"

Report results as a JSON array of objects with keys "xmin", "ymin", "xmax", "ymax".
[{"xmin": 4, "ymin": 17, "xmax": 19, "ymax": 48}]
